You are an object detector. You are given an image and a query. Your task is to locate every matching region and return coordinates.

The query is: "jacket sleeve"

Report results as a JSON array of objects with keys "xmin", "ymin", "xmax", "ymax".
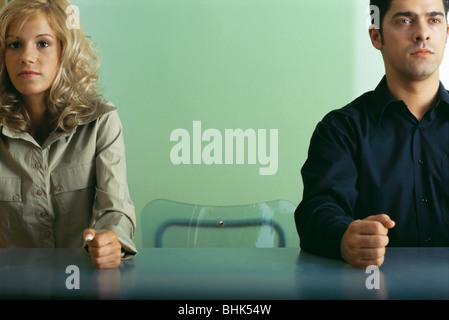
[
  {"xmin": 295, "ymin": 111, "xmax": 358, "ymax": 260},
  {"xmin": 90, "ymin": 109, "xmax": 137, "ymax": 259}
]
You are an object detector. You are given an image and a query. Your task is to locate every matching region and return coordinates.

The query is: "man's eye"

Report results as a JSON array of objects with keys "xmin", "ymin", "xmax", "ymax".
[
  {"xmin": 430, "ymin": 18, "xmax": 441, "ymax": 24},
  {"xmin": 399, "ymin": 19, "xmax": 412, "ymax": 24}
]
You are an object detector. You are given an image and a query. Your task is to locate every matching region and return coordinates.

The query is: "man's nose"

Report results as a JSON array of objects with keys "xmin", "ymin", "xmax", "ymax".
[{"xmin": 413, "ymin": 20, "xmax": 431, "ymax": 43}]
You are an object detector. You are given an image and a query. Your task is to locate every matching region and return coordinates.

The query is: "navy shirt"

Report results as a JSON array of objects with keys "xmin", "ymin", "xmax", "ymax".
[{"xmin": 295, "ymin": 76, "xmax": 449, "ymax": 259}]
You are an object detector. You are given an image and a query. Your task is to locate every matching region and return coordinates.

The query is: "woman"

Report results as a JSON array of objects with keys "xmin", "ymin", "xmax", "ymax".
[{"xmin": 0, "ymin": 0, "xmax": 137, "ymax": 269}]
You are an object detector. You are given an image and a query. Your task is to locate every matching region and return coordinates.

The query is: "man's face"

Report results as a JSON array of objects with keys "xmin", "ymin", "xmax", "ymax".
[{"xmin": 374, "ymin": 0, "xmax": 449, "ymax": 81}]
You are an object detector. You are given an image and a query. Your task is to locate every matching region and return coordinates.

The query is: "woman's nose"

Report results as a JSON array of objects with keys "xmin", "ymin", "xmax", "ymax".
[{"xmin": 20, "ymin": 44, "xmax": 37, "ymax": 64}]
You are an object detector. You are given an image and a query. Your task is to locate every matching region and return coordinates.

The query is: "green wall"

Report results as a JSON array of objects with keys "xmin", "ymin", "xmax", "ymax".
[{"xmin": 71, "ymin": 0, "xmax": 366, "ymax": 247}]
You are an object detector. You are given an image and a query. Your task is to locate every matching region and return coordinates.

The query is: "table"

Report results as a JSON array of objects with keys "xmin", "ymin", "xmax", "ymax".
[{"xmin": 0, "ymin": 247, "xmax": 448, "ymax": 300}]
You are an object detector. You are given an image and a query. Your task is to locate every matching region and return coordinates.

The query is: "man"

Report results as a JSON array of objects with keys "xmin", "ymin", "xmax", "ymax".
[{"xmin": 295, "ymin": 0, "xmax": 449, "ymax": 268}]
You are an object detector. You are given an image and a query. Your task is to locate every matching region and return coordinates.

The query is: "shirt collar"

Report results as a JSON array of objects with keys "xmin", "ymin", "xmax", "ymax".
[
  {"xmin": 0, "ymin": 100, "xmax": 117, "ymax": 148},
  {"xmin": 372, "ymin": 75, "xmax": 449, "ymax": 125},
  {"xmin": 436, "ymin": 81, "xmax": 449, "ymax": 108},
  {"xmin": 74, "ymin": 100, "xmax": 116, "ymax": 125},
  {"xmin": 0, "ymin": 123, "xmax": 73, "ymax": 149},
  {"xmin": 372, "ymin": 76, "xmax": 396, "ymax": 125}
]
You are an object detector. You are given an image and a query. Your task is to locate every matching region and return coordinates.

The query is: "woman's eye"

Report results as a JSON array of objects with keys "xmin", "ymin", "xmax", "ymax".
[
  {"xmin": 37, "ymin": 41, "xmax": 50, "ymax": 48},
  {"xmin": 7, "ymin": 42, "xmax": 21, "ymax": 49}
]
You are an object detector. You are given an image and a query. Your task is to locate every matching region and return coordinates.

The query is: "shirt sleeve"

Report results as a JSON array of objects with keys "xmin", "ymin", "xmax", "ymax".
[
  {"xmin": 295, "ymin": 110, "xmax": 359, "ymax": 260},
  {"xmin": 90, "ymin": 109, "xmax": 137, "ymax": 259}
]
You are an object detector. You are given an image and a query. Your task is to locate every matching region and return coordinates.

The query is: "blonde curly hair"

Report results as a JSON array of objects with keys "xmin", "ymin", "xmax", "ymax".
[{"xmin": 0, "ymin": 0, "xmax": 103, "ymax": 133}]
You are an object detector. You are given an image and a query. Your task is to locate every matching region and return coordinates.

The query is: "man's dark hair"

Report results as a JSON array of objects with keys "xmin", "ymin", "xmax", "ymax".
[{"xmin": 370, "ymin": 0, "xmax": 449, "ymax": 32}]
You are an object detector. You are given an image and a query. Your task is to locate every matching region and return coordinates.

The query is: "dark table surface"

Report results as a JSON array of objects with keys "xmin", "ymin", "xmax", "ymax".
[{"xmin": 0, "ymin": 247, "xmax": 448, "ymax": 300}]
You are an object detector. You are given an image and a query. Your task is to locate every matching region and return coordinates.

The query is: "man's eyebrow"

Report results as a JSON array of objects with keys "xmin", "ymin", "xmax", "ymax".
[
  {"xmin": 427, "ymin": 11, "xmax": 446, "ymax": 17},
  {"xmin": 392, "ymin": 11, "xmax": 413, "ymax": 18},
  {"xmin": 391, "ymin": 11, "xmax": 445, "ymax": 18}
]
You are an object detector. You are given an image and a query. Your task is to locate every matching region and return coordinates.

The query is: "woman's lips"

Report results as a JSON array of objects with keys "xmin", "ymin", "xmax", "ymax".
[{"xmin": 18, "ymin": 71, "xmax": 40, "ymax": 78}]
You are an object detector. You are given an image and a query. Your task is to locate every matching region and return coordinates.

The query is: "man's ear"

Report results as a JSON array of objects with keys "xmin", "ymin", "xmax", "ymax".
[{"xmin": 369, "ymin": 27, "xmax": 383, "ymax": 51}]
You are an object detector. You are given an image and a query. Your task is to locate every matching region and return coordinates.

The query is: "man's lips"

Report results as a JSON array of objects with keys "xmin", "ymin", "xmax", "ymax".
[{"xmin": 410, "ymin": 49, "xmax": 434, "ymax": 57}]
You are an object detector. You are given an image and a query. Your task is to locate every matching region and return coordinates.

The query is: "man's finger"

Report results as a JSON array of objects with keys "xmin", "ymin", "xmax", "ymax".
[
  {"xmin": 364, "ymin": 214, "xmax": 396, "ymax": 229},
  {"xmin": 355, "ymin": 234, "xmax": 390, "ymax": 248},
  {"xmin": 351, "ymin": 220, "xmax": 389, "ymax": 236},
  {"xmin": 351, "ymin": 246, "xmax": 386, "ymax": 260},
  {"xmin": 352, "ymin": 256, "xmax": 385, "ymax": 269}
]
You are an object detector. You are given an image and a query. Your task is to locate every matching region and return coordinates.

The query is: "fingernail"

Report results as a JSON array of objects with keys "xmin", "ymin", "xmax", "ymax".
[{"xmin": 85, "ymin": 234, "xmax": 94, "ymax": 241}]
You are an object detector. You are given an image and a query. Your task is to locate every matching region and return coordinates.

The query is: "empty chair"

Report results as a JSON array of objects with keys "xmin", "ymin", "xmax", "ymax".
[{"xmin": 140, "ymin": 199, "xmax": 299, "ymax": 248}]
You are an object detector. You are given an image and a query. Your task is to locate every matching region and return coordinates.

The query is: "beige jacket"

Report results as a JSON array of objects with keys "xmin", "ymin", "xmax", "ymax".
[{"xmin": 0, "ymin": 101, "xmax": 137, "ymax": 257}]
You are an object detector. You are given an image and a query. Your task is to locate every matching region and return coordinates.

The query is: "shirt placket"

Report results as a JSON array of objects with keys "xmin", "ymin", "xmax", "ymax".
[
  {"xmin": 412, "ymin": 124, "xmax": 431, "ymax": 246},
  {"xmin": 32, "ymin": 147, "xmax": 54, "ymax": 247}
]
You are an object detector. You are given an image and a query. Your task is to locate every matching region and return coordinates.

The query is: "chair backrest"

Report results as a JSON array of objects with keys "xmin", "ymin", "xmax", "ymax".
[{"xmin": 140, "ymin": 199, "xmax": 299, "ymax": 248}]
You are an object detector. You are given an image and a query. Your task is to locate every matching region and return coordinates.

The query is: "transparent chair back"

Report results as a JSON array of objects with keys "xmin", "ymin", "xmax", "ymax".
[{"xmin": 140, "ymin": 199, "xmax": 299, "ymax": 248}]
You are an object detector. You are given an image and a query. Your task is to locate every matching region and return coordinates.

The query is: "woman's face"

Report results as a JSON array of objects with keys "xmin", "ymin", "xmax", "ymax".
[{"xmin": 5, "ymin": 13, "xmax": 61, "ymax": 104}]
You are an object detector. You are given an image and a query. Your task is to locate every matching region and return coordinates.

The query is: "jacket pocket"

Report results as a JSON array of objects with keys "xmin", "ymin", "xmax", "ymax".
[
  {"xmin": 0, "ymin": 176, "xmax": 23, "ymax": 229},
  {"xmin": 51, "ymin": 162, "xmax": 95, "ymax": 225},
  {"xmin": 0, "ymin": 176, "xmax": 22, "ymax": 201}
]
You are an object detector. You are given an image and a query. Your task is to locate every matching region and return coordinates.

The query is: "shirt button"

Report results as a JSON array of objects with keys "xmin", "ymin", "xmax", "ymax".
[
  {"xmin": 12, "ymin": 194, "xmax": 20, "ymax": 201},
  {"xmin": 36, "ymin": 189, "xmax": 43, "ymax": 196},
  {"xmin": 34, "ymin": 162, "xmax": 41, "ymax": 169},
  {"xmin": 418, "ymin": 159, "xmax": 424, "ymax": 165},
  {"xmin": 39, "ymin": 212, "xmax": 48, "ymax": 218},
  {"xmin": 421, "ymin": 198, "xmax": 428, "ymax": 203},
  {"xmin": 54, "ymin": 185, "xmax": 63, "ymax": 192}
]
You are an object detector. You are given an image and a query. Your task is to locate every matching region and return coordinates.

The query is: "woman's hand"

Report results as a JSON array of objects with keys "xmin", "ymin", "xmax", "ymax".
[{"xmin": 83, "ymin": 229, "xmax": 123, "ymax": 269}]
